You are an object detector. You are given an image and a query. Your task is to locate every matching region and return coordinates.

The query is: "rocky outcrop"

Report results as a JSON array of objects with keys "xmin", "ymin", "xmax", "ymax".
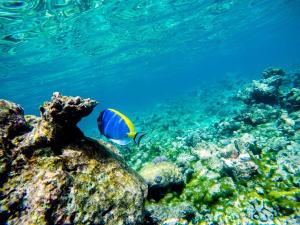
[
  {"xmin": 0, "ymin": 93, "xmax": 147, "ymax": 225},
  {"xmin": 0, "ymin": 100, "xmax": 27, "ymax": 141},
  {"xmin": 282, "ymin": 88, "xmax": 300, "ymax": 111},
  {"xmin": 234, "ymin": 104, "xmax": 279, "ymax": 126},
  {"xmin": 237, "ymin": 67, "xmax": 285, "ymax": 105},
  {"xmin": 0, "ymin": 100, "xmax": 28, "ymax": 185}
]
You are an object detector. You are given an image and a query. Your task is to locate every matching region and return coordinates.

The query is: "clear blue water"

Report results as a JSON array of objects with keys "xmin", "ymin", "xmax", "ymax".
[{"xmin": 1, "ymin": 0, "xmax": 300, "ymax": 134}]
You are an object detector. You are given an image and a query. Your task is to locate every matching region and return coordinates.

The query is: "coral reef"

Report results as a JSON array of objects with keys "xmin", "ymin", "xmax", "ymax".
[
  {"xmin": 119, "ymin": 67, "xmax": 300, "ymax": 224},
  {"xmin": 2, "ymin": 67, "xmax": 299, "ymax": 225},
  {"xmin": 0, "ymin": 93, "xmax": 147, "ymax": 225},
  {"xmin": 237, "ymin": 67, "xmax": 284, "ymax": 105}
]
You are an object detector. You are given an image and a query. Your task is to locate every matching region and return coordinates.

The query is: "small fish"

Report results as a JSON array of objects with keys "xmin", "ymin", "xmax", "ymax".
[{"xmin": 97, "ymin": 108, "xmax": 145, "ymax": 146}]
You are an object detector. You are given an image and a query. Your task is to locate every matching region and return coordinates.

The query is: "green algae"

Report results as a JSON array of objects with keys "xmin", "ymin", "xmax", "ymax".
[
  {"xmin": 155, "ymin": 173, "xmax": 236, "ymax": 213},
  {"xmin": 152, "ymin": 147, "xmax": 298, "ymax": 222},
  {"xmin": 268, "ymin": 189, "xmax": 300, "ymax": 214},
  {"xmin": 143, "ymin": 127, "xmax": 300, "ymax": 223}
]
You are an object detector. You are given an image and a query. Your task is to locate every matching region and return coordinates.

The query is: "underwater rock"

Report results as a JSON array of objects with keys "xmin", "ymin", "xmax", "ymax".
[
  {"xmin": 282, "ymin": 88, "xmax": 300, "ymax": 112},
  {"xmin": 219, "ymin": 142, "xmax": 239, "ymax": 158},
  {"xmin": 139, "ymin": 161, "xmax": 183, "ymax": 200},
  {"xmin": 192, "ymin": 142, "xmax": 225, "ymax": 174},
  {"xmin": 214, "ymin": 119, "xmax": 241, "ymax": 136},
  {"xmin": 221, "ymin": 140, "xmax": 258, "ymax": 181},
  {"xmin": 0, "ymin": 93, "xmax": 147, "ymax": 225},
  {"xmin": 11, "ymin": 92, "xmax": 99, "ymax": 158},
  {"xmin": 24, "ymin": 114, "xmax": 41, "ymax": 128},
  {"xmin": 176, "ymin": 153, "xmax": 197, "ymax": 167},
  {"xmin": 262, "ymin": 67, "xmax": 285, "ymax": 79},
  {"xmin": 235, "ymin": 104, "xmax": 279, "ymax": 126},
  {"xmin": 175, "ymin": 153, "xmax": 196, "ymax": 183},
  {"xmin": 267, "ymin": 136, "xmax": 290, "ymax": 153},
  {"xmin": 40, "ymin": 92, "xmax": 97, "ymax": 125},
  {"xmin": 144, "ymin": 203, "xmax": 196, "ymax": 225},
  {"xmin": 280, "ymin": 110, "xmax": 296, "ymax": 127},
  {"xmin": 246, "ymin": 198, "xmax": 278, "ymax": 222},
  {"xmin": 276, "ymin": 142, "xmax": 300, "ymax": 177},
  {"xmin": 152, "ymin": 155, "xmax": 169, "ymax": 164},
  {"xmin": 0, "ymin": 100, "xmax": 28, "ymax": 183},
  {"xmin": 191, "ymin": 142, "xmax": 218, "ymax": 159},
  {"xmin": 235, "ymin": 133, "xmax": 262, "ymax": 156},
  {"xmin": 125, "ymin": 67, "xmax": 300, "ymax": 224},
  {"xmin": 237, "ymin": 68, "xmax": 285, "ymax": 105},
  {"xmin": 0, "ymin": 99, "xmax": 28, "ymax": 141},
  {"xmin": 222, "ymin": 156, "xmax": 258, "ymax": 180},
  {"xmin": 184, "ymin": 131, "xmax": 202, "ymax": 147},
  {"xmin": 292, "ymin": 70, "xmax": 300, "ymax": 88}
]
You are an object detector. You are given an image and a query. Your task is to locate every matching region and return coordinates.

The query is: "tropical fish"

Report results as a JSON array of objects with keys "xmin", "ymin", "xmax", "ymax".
[{"xmin": 97, "ymin": 108, "xmax": 145, "ymax": 146}]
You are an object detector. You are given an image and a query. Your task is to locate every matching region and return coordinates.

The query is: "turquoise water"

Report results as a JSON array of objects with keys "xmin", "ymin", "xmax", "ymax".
[
  {"xmin": 1, "ymin": 1, "xmax": 300, "ymax": 224},
  {"xmin": 1, "ymin": 0, "xmax": 299, "ymax": 117}
]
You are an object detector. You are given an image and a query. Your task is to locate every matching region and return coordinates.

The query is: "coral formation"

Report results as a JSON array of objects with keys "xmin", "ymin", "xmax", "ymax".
[
  {"xmin": 140, "ymin": 161, "xmax": 183, "ymax": 200},
  {"xmin": 0, "ymin": 93, "xmax": 147, "ymax": 225},
  {"xmin": 237, "ymin": 67, "xmax": 284, "ymax": 105},
  {"xmin": 120, "ymin": 67, "xmax": 300, "ymax": 224},
  {"xmin": 0, "ymin": 100, "xmax": 27, "ymax": 141}
]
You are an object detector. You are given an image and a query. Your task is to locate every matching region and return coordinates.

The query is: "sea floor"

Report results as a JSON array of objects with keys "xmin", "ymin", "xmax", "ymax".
[
  {"xmin": 1, "ymin": 67, "xmax": 299, "ymax": 225},
  {"xmin": 104, "ymin": 67, "xmax": 300, "ymax": 224}
]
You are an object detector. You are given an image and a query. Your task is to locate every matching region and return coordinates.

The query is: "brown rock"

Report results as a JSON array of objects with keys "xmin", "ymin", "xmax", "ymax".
[{"xmin": 0, "ymin": 93, "xmax": 147, "ymax": 225}]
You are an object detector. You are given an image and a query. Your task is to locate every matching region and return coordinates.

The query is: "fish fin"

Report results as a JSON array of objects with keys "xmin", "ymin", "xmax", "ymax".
[
  {"xmin": 97, "ymin": 110, "xmax": 105, "ymax": 135},
  {"xmin": 110, "ymin": 138, "xmax": 131, "ymax": 145},
  {"xmin": 133, "ymin": 132, "xmax": 146, "ymax": 146},
  {"xmin": 127, "ymin": 131, "xmax": 136, "ymax": 138}
]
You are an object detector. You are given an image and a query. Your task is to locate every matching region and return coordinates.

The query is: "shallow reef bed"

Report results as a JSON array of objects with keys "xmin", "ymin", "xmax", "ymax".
[{"xmin": 121, "ymin": 67, "xmax": 300, "ymax": 224}]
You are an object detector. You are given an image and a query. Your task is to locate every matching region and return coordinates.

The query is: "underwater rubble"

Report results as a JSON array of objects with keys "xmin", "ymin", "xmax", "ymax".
[
  {"xmin": 0, "ymin": 92, "xmax": 147, "ymax": 225},
  {"xmin": 123, "ymin": 67, "xmax": 300, "ymax": 224}
]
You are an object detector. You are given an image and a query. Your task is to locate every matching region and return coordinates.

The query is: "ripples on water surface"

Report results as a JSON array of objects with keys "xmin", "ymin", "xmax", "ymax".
[{"xmin": 0, "ymin": 0, "xmax": 299, "ymax": 114}]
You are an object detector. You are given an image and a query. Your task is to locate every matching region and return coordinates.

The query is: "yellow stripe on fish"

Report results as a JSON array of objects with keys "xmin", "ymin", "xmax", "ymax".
[{"xmin": 108, "ymin": 108, "xmax": 136, "ymax": 138}]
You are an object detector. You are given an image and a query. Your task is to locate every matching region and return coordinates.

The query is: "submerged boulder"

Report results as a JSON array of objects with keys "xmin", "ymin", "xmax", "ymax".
[
  {"xmin": 139, "ymin": 161, "xmax": 183, "ymax": 200},
  {"xmin": 222, "ymin": 155, "xmax": 258, "ymax": 180},
  {"xmin": 262, "ymin": 67, "xmax": 285, "ymax": 79},
  {"xmin": 0, "ymin": 100, "xmax": 28, "ymax": 141},
  {"xmin": 235, "ymin": 104, "xmax": 279, "ymax": 126},
  {"xmin": 282, "ymin": 88, "xmax": 300, "ymax": 112},
  {"xmin": 0, "ymin": 93, "xmax": 147, "ymax": 225},
  {"xmin": 0, "ymin": 100, "xmax": 28, "ymax": 185},
  {"xmin": 237, "ymin": 67, "xmax": 285, "ymax": 105}
]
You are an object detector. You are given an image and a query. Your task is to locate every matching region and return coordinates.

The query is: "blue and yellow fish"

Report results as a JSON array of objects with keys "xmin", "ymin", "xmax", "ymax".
[{"xmin": 97, "ymin": 108, "xmax": 145, "ymax": 146}]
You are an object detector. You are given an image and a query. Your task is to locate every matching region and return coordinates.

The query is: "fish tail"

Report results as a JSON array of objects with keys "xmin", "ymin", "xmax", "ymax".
[{"xmin": 133, "ymin": 132, "xmax": 146, "ymax": 146}]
